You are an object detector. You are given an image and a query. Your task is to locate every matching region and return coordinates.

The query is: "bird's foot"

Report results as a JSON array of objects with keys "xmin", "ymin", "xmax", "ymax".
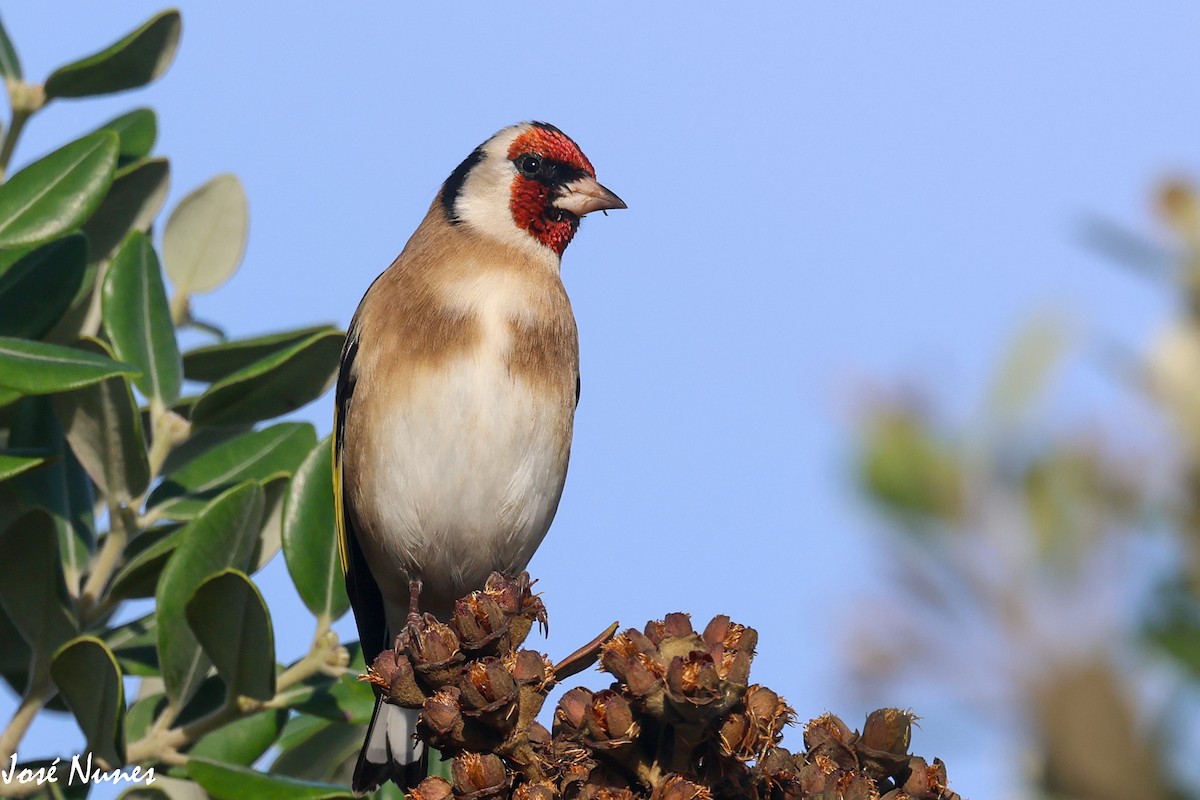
[{"xmin": 405, "ymin": 578, "xmax": 423, "ymax": 631}]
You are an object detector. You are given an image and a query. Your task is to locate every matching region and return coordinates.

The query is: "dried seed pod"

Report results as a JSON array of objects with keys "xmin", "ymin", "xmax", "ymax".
[
  {"xmin": 647, "ymin": 615, "xmax": 706, "ymax": 663},
  {"xmin": 624, "ymin": 653, "xmax": 666, "ymax": 697},
  {"xmin": 507, "ymin": 649, "xmax": 555, "ymax": 688},
  {"xmin": 743, "ymin": 685, "xmax": 793, "ymax": 751},
  {"xmin": 860, "ymin": 708, "xmax": 914, "ymax": 757},
  {"xmin": 451, "ymin": 752, "xmax": 509, "ymax": 798},
  {"xmin": 420, "ymin": 690, "xmax": 460, "ymax": 738},
  {"xmin": 553, "ymin": 687, "xmax": 593, "ymax": 738},
  {"xmin": 755, "ymin": 746, "xmax": 798, "ymax": 782},
  {"xmin": 584, "ymin": 690, "xmax": 639, "ymax": 749},
  {"xmin": 483, "ymin": 571, "xmax": 548, "ymax": 648},
  {"xmin": 803, "ymin": 712, "xmax": 853, "ymax": 750},
  {"xmin": 405, "ymin": 615, "xmax": 465, "ymax": 688},
  {"xmin": 453, "ymin": 592, "xmax": 510, "ymax": 652},
  {"xmin": 363, "ymin": 648, "xmax": 427, "ymax": 708},
  {"xmin": 717, "ymin": 711, "xmax": 754, "ymax": 760},
  {"xmin": 650, "ymin": 774, "xmax": 712, "ymax": 800},
  {"xmin": 664, "ymin": 650, "xmax": 740, "ymax": 725},
  {"xmin": 901, "ymin": 756, "xmax": 932, "ymax": 796},
  {"xmin": 512, "ymin": 781, "xmax": 559, "ymax": 800},
  {"xmin": 459, "ymin": 658, "xmax": 519, "ymax": 714},
  {"xmin": 715, "ymin": 649, "xmax": 752, "ymax": 688},
  {"xmin": 408, "ymin": 776, "xmax": 454, "ymax": 800}
]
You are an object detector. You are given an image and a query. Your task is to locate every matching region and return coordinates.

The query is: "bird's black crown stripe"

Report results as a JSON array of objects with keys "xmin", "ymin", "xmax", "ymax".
[{"xmin": 441, "ymin": 146, "xmax": 485, "ymax": 225}]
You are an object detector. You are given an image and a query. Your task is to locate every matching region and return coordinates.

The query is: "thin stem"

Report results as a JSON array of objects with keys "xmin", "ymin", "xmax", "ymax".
[
  {"xmin": 0, "ymin": 108, "xmax": 29, "ymax": 181},
  {"xmin": 0, "ymin": 80, "xmax": 45, "ymax": 181},
  {"xmin": 77, "ymin": 503, "xmax": 131, "ymax": 618},
  {"xmin": 0, "ymin": 659, "xmax": 53, "ymax": 769},
  {"xmin": 125, "ymin": 619, "xmax": 343, "ymax": 764}
]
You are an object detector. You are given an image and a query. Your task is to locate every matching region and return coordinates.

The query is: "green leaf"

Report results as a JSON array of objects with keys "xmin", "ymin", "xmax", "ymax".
[
  {"xmin": 283, "ymin": 436, "xmax": 348, "ymax": 620},
  {"xmin": 185, "ymin": 569, "xmax": 275, "ymax": 702},
  {"xmin": 0, "ymin": 132, "xmax": 119, "ymax": 249},
  {"xmin": 156, "ymin": 482, "xmax": 263, "ymax": 707},
  {"xmin": 188, "ymin": 758, "xmax": 354, "ymax": 800},
  {"xmin": 0, "ymin": 451, "xmax": 51, "ymax": 482},
  {"xmin": 183, "ymin": 325, "xmax": 341, "ymax": 384},
  {"xmin": 7, "ymin": 398, "xmax": 95, "ymax": 594},
  {"xmin": 269, "ymin": 721, "xmax": 362, "ymax": 783},
  {"xmin": 190, "ymin": 708, "xmax": 287, "ymax": 766},
  {"xmin": 0, "ymin": 234, "xmax": 88, "ymax": 339},
  {"xmin": 110, "ymin": 524, "xmax": 184, "ymax": 601},
  {"xmin": 50, "ymin": 636, "xmax": 125, "ymax": 767},
  {"xmin": 277, "ymin": 671, "xmax": 375, "ymax": 726},
  {"xmin": 83, "ymin": 156, "xmax": 170, "ymax": 263},
  {"xmin": 0, "ymin": 336, "xmax": 138, "ymax": 394},
  {"xmin": 0, "ymin": 13, "xmax": 22, "ymax": 80},
  {"xmin": 163, "ymin": 175, "xmax": 248, "ymax": 296},
  {"xmin": 119, "ymin": 775, "xmax": 207, "ymax": 800},
  {"xmin": 191, "ymin": 331, "xmax": 343, "ymax": 427},
  {"xmin": 44, "ymin": 10, "xmax": 181, "ymax": 99},
  {"xmin": 104, "ymin": 611, "xmax": 159, "ymax": 676},
  {"xmin": 0, "ymin": 602, "xmax": 32, "ymax": 693},
  {"xmin": 52, "ymin": 338, "xmax": 150, "ymax": 502},
  {"xmin": 91, "ymin": 108, "xmax": 157, "ymax": 163},
  {"xmin": 148, "ymin": 423, "xmax": 315, "ymax": 518},
  {"xmin": 103, "ymin": 232, "xmax": 182, "ymax": 404},
  {"xmin": 124, "ymin": 691, "xmax": 163, "ymax": 743},
  {"xmin": 0, "ymin": 509, "xmax": 78, "ymax": 661}
]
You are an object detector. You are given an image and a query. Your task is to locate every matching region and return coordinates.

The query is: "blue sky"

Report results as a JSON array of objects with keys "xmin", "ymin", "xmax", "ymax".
[{"xmin": 5, "ymin": 4, "xmax": 1200, "ymax": 798}]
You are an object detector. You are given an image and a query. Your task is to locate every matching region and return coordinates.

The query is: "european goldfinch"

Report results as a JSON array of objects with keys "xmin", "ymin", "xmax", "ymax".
[{"xmin": 334, "ymin": 121, "xmax": 624, "ymax": 793}]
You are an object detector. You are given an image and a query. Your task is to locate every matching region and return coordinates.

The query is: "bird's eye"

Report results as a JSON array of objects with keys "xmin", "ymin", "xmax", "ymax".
[{"xmin": 517, "ymin": 154, "xmax": 542, "ymax": 176}]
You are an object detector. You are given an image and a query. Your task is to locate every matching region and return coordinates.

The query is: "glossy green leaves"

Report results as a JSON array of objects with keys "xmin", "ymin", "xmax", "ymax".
[
  {"xmin": 0, "ymin": 132, "xmax": 119, "ymax": 249},
  {"xmin": 52, "ymin": 338, "xmax": 150, "ymax": 502},
  {"xmin": 0, "ymin": 509, "xmax": 78, "ymax": 661},
  {"xmin": 102, "ymin": 232, "xmax": 182, "ymax": 405},
  {"xmin": 190, "ymin": 330, "xmax": 343, "ymax": 427},
  {"xmin": 0, "ymin": 13, "xmax": 21, "ymax": 80},
  {"xmin": 44, "ymin": 10, "xmax": 181, "ymax": 100},
  {"xmin": 149, "ymin": 422, "xmax": 316, "ymax": 520},
  {"xmin": 186, "ymin": 569, "xmax": 275, "ymax": 702},
  {"xmin": 183, "ymin": 325, "xmax": 341, "ymax": 384},
  {"xmin": 50, "ymin": 637, "xmax": 126, "ymax": 767},
  {"xmin": 283, "ymin": 437, "xmax": 348, "ymax": 621},
  {"xmin": 0, "ymin": 337, "xmax": 138, "ymax": 395},
  {"xmin": 188, "ymin": 758, "xmax": 354, "ymax": 800},
  {"xmin": 0, "ymin": 234, "xmax": 88, "ymax": 339},
  {"xmin": 92, "ymin": 108, "xmax": 158, "ymax": 162},
  {"xmin": 164, "ymin": 175, "xmax": 249, "ymax": 296},
  {"xmin": 156, "ymin": 482, "xmax": 264, "ymax": 707}
]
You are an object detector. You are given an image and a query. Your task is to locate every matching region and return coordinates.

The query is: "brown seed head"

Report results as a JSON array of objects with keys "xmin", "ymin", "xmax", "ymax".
[
  {"xmin": 451, "ymin": 752, "xmax": 509, "ymax": 798},
  {"xmin": 860, "ymin": 708, "xmax": 914, "ymax": 756},
  {"xmin": 407, "ymin": 776, "xmax": 454, "ymax": 800},
  {"xmin": 421, "ymin": 687, "xmax": 464, "ymax": 737},
  {"xmin": 803, "ymin": 712, "xmax": 853, "ymax": 750},
  {"xmin": 512, "ymin": 781, "xmax": 559, "ymax": 800},
  {"xmin": 585, "ymin": 689, "xmax": 638, "ymax": 746},
  {"xmin": 553, "ymin": 687, "xmax": 593, "ymax": 738},
  {"xmin": 460, "ymin": 658, "xmax": 519, "ymax": 713},
  {"xmin": 650, "ymin": 774, "xmax": 713, "ymax": 800}
]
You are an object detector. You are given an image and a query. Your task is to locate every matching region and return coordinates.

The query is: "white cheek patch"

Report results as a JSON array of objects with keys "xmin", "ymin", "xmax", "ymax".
[{"xmin": 453, "ymin": 126, "xmax": 560, "ymax": 265}]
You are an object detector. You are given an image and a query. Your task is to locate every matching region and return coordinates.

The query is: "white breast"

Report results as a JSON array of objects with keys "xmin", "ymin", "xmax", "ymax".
[{"xmin": 361, "ymin": 269, "xmax": 572, "ymax": 615}]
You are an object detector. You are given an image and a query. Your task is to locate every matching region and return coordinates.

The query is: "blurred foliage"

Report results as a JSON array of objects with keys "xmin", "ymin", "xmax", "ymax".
[{"xmin": 855, "ymin": 177, "xmax": 1200, "ymax": 798}]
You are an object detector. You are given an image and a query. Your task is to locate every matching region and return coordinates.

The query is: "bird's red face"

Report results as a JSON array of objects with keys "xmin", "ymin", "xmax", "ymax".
[{"xmin": 506, "ymin": 124, "xmax": 624, "ymax": 256}]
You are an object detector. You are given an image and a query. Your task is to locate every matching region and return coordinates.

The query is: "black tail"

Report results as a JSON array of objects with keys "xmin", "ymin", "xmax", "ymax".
[{"xmin": 352, "ymin": 696, "xmax": 426, "ymax": 795}]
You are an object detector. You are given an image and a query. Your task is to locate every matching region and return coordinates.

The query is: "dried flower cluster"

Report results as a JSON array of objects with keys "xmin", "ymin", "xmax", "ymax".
[{"xmin": 364, "ymin": 573, "xmax": 962, "ymax": 800}]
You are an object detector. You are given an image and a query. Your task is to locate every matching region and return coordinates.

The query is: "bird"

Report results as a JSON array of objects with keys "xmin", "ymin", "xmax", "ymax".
[{"xmin": 333, "ymin": 121, "xmax": 625, "ymax": 794}]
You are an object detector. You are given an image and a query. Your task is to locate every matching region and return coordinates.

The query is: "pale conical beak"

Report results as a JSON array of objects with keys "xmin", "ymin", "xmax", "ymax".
[{"xmin": 552, "ymin": 175, "xmax": 627, "ymax": 216}]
